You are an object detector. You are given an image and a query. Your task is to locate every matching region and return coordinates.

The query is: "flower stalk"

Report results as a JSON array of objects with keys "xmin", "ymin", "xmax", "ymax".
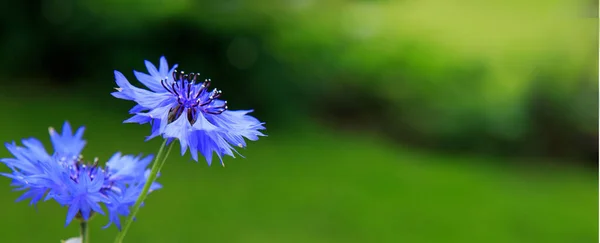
[
  {"xmin": 80, "ymin": 220, "xmax": 89, "ymax": 243},
  {"xmin": 113, "ymin": 139, "xmax": 175, "ymax": 243}
]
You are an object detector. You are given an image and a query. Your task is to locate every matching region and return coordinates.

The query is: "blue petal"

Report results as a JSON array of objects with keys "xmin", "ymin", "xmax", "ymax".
[
  {"xmin": 130, "ymin": 57, "xmax": 178, "ymax": 92},
  {"xmin": 65, "ymin": 200, "xmax": 80, "ymax": 226},
  {"xmin": 163, "ymin": 114, "xmax": 192, "ymax": 156},
  {"xmin": 49, "ymin": 121, "xmax": 86, "ymax": 158},
  {"xmin": 124, "ymin": 114, "xmax": 152, "ymax": 124},
  {"xmin": 134, "ymin": 70, "xmax": 164, "ymax": 93},
  {"xmin": 158, "ymin": 56, "xmax": 169, "ymax": 75},
  {"xmin": 144, "ymin": 60, "xmax": 160, "ymax": 78}
]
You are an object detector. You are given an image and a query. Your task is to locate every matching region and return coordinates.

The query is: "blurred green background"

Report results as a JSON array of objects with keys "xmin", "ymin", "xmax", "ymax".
[{"xmin": 0, "ymin": 0, "xmax": 598, "ymax": 242}]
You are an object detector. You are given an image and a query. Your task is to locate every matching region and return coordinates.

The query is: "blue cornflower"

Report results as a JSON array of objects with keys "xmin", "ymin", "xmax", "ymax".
[
  {"xmin": 0, "ymin": 122, "xmax": 159, "ymax": 229},
  {"xmin": 112, "ymin": 56, "xmax": 266, "ymax": 165}
]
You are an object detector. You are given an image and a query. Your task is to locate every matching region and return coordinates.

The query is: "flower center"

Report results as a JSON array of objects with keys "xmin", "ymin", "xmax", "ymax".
[
  {"xmin": 162, "ymin": 70, "xmax": 228, "ymax": 124},
  {"xmin": 65, "ymin": 155, "xmax": 108, "ymax": 187}
]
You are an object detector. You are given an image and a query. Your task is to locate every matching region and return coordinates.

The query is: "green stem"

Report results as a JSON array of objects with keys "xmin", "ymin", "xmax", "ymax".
[
  {"xmin": 154, "ymin": 141, "xmax": 174, "ymax": 182},
  {"xmin": 80, "ymin": 220, "xmax": 89, "ymax": 243},
  {"xmin": 113, "ymin": 139, "xmax": 175, "ymax": 243}
]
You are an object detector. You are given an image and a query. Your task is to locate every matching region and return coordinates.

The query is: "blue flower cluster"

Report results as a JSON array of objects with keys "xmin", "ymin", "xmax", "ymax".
[
  {"xmin": 0, "ymin": 56, "xmax": 265, "ymax": 238},
  {"xmin": 0, "ymin": 122, "xmax": 159, "ymax": 229},
  {"xmin": 112, "ymin": 57, "xmax": 266, "ymax": 165}
]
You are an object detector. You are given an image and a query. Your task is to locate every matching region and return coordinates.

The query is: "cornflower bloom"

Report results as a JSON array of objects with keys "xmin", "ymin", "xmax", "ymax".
[
  {"xmin": 0, "ymin": 122, "xmax": 160, "ymax": 229},
  {"xmin": 112, "ymin": 56, "xmax": 265, "ymax": 165}
]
